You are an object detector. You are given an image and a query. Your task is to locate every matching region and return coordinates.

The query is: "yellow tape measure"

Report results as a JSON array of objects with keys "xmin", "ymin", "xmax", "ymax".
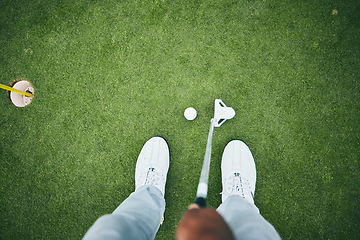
[{"xmin": 0, "ymin": 83, "xmax": 34, "ymax": 97}]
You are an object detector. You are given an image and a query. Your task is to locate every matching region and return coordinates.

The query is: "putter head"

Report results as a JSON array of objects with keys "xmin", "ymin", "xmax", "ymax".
[{"xmin": 214, "ymin": 99, "xmax": 235, "ymax": 127}]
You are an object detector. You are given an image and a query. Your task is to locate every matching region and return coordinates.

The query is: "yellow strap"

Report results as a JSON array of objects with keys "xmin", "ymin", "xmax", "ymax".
[{"xmin": 0, "ymin": 83, "xmax": 34, "ymax": 97}]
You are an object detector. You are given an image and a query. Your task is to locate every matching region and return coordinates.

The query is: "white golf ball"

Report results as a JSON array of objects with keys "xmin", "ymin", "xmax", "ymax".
[{"xmin": 184, "ymin": 107, "xmax": 197, "ymax": 120}]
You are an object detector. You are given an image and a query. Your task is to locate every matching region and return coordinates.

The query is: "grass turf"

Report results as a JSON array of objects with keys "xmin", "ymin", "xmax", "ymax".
[{"xmin": 1, "ymin": 0, "xmax": 359, "ymax": 239}]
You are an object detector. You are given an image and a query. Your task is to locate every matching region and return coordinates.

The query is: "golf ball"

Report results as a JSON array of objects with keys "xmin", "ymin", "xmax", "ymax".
[{"xmin": 184, "ymin": 107, "xmax": 197, "ymax": 120}]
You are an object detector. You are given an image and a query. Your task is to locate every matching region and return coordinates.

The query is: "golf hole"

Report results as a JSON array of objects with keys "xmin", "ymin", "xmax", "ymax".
[{"xmin": 7, "ymin": 80, "xmax": 34, "ymax": 107}]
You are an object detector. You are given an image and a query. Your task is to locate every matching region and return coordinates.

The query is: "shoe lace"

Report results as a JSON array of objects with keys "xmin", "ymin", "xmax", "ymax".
[
  {"xmin": 223, "ymin": 172, "xmax": 253, "ymax": 200},
  {"xmin": 138, "ymin": 167, "xmax": 164, "ymax": 188}
]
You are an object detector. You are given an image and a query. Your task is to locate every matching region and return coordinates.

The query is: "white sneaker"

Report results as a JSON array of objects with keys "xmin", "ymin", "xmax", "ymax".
[
  {"xmin": 221, "ymin": 140, "xmax": 256, "ymax": 204},
  {"xmin": 135, "ymin": 137, "xmax": 170, "ymax": 196}
]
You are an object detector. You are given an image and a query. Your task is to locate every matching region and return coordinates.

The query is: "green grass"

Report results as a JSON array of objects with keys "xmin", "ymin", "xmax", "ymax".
[{"xmin": 1, "ymin": 0, "xmax": 359, "ymax": 239}]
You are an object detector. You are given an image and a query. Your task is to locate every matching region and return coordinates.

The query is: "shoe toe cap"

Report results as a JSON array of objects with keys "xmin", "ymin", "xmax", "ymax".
[
  {"xmin": 221, "ymin": 140, "xmax": 256, "ymax": 184},
  {"xmin": 137, "ymin": 137, "xmax": 170, "ymax": 172}
]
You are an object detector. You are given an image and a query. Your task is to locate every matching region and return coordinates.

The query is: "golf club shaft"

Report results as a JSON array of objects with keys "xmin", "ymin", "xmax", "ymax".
[
  {"xmin": 0, "ymin": 83, "xmax": 33, "ymax": 97},
  {"xmin": 195, "ymin": 118, "xmax": 217, "ymax": 207}
]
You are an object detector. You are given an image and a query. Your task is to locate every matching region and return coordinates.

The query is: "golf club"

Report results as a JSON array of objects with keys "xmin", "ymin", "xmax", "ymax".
[{"xmin": 195, "ymin": 99, "xmax": 235, "ymax": 208}]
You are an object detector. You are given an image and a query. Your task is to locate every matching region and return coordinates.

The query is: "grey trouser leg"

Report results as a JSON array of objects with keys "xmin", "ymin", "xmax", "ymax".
[
  {"xmin": 83, "ymin": 186, "xmax": 165, "ymax": 240},
  {"xmin": 217, "ymin": 195, "xmax": 281, "ymax": 240}
]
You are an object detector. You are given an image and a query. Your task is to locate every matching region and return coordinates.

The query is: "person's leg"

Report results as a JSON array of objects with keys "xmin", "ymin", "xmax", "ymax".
[
  {"xmin": 217, "ymin": 140, "xmax": 281, "ymax": 240},
  {"xmin": 83, "ymin": 185, "xmax": 165, "ymax": 240},
  {"xmin": 217, "ymin": 196, "xmax": 280, "ymax": 239},
  {"xmin": 83, "ymin": 137, "xmax": 170, "ymax": 240}
]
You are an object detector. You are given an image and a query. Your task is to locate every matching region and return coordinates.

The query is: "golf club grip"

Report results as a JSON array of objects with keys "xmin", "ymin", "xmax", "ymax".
[{"xmin": 194, "ymin": 197, "xmax": 207, "ymax": 208}]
